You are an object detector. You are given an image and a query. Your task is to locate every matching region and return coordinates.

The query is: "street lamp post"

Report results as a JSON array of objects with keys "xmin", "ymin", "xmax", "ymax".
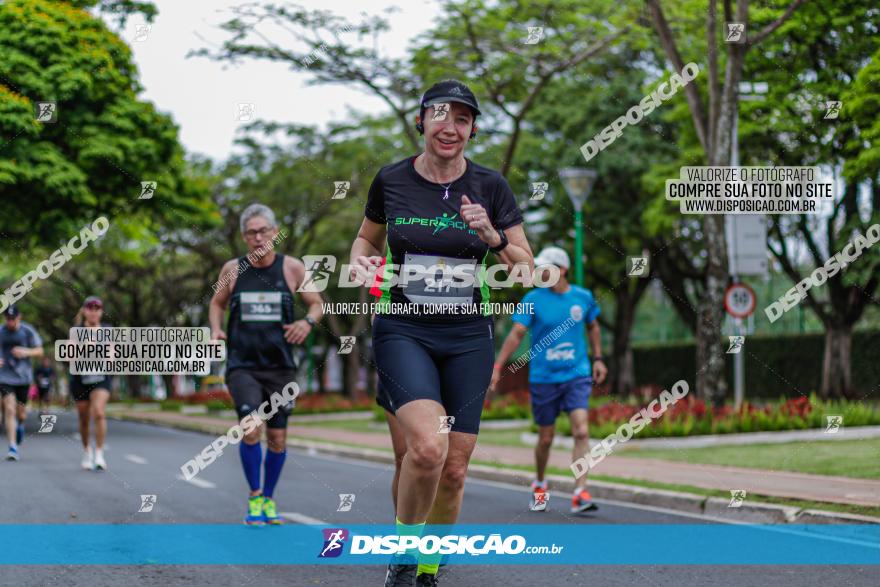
[{"xmin": 559, "ymin": 168, "xmax": 597, "ymax": 287}]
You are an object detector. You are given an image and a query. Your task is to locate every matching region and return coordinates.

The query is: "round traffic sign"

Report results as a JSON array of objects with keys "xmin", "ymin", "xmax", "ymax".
[{"xmin": 724, "ymin": 283, "xmax": 756, "ymax": 318}]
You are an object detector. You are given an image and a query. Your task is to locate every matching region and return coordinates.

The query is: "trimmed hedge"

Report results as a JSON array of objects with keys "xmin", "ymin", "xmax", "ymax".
[{"xmin": 632, "ymin": 330, "xmax": 880, "ymax": 399}]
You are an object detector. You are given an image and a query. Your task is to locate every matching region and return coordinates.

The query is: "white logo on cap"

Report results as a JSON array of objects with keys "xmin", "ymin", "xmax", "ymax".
[{"xmin": 449, "ymin": 86, "xmax": 464, "ymax": 96}]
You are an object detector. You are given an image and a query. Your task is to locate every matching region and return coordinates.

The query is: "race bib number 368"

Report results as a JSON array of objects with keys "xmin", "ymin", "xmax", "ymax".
[{"xmin": 241, "ymin": 292, "xmax": 282, "ymax": 322}]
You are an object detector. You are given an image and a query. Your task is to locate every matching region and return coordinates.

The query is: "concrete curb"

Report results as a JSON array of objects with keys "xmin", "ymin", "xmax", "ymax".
[{"xmin": 110, "ymin": 411, "xmax": 880, "ymax": 526}]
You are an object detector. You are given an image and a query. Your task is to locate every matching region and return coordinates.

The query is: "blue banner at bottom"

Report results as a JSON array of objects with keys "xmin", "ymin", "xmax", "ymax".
[{"xmin": 0, "ymin": 524, "xmax": 877, "ymax": 565}]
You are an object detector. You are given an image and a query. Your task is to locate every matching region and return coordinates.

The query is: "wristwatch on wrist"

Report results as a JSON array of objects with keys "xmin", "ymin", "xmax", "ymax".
[
  {"xmin": 489, "ymin": 228, "xmax": 509, "ymax": 253},
  {"xmin": 304, "ymin": 315, "xmax": 316, "ymax": 327},
  {"xmin": 592, "ymin": 356, "xmax": 605, "ymax": 363}
]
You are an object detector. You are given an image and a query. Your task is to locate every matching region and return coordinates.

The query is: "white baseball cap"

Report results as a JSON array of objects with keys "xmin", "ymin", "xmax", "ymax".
[{"xmin": 533, "ymin": 246, "xmax": 570, "ymax": 269}]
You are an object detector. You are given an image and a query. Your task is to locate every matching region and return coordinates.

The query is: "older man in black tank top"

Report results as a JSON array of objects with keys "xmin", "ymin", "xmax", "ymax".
[{"xmin": 209, "ymin": 203, "xmax": 323, "ymax": 525}]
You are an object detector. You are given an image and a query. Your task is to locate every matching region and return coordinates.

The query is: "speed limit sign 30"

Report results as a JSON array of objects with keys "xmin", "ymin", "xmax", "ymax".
[{"xmin": 724, "ymin": 283, "xmax": 757, "ymax": 319}]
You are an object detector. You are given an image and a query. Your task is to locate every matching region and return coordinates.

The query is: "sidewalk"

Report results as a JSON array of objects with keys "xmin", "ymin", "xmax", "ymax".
[
  {"xmin": 111, "ymin": 408, "xmax": 880, "ymax": 508},
  {"xmin": 522, "ymin": 425, "xmax": 880, "ymax": 450}
]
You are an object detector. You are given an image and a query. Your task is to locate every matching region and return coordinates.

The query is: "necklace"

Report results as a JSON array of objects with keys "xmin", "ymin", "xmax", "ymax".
[
  {"xmin": 439, "ymin": 180, "xmax": 453, "ymax": 200},
  {"xmin": 420, "ymin": 156, "xmax": 465, "ymax": 199}
]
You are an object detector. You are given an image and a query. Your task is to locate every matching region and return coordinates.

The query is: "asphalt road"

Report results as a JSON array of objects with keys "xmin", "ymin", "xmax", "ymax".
[{"xmin": 0, "ymin": 411, "xmax": 876, "ymax": 586}]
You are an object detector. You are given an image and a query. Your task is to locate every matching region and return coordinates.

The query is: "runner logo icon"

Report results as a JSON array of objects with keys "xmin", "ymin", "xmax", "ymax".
[
  {"xmin": 133, "ymin": 24, "xmax": 151, "ymax": 42},
  {"xmin": 139, "ymin": 495, "xmax": 157, "ymax": 513},
  {"xmin": 139, "ymin": 181, "xmax": 157, "ymax": 200},
  {"xmin": 726, "ymin": 22, "xmax": 746, "ymax": 43},
  {"xmin": 332, "ymin": 181, "xmax": 350, "ymax": 199},
  {"xmin": 438, "ymin": 416, "xmax": 455, "ymax": 434},
  {"xmin": 728, "ymin": 490, "xmax": 746, "ymax": 508},
  {"xmin": 337, "ymin": 494, "xmax": 355, "ymax": 512},
  {"xmin": 530, "ymin": 182, "xmax": 548, "ymax": 200},
  {"xmin": 628, "ymin": 256, "xmax": 648, "ymax": 277},
  {"xmin": 432, "ymin": 213, "xmax": 459, "ymax": 235},
  {"xmin": 35, "ymin": 102, "xmax": 57, "ymax": 123},
  {"xmin": 431, "ymin": 103, "xmax": 450, "ymax": 121},
  {"xmin": 726, "ymin": 336, "xmax": 744, "ymax": 354},
  {"xmin": 319, "ymin": 528, "xmax": 349, "ymax": 558},
  {"xmin": 524, "ymin": 27, "xmax": 544, "ymax": 44},
  {"xmin": 825, "ymin": 415, "xmax": 843, "ymax": 434},
  {"xmin": 338, "ymin": 336, "xmax": 356, "ymax": 354},
  {"xmin": 298, "ymin": 255, "xmax": 337, "ymax": 292},
  {"xmin": 38, "ymin": 415, "xmax": 57, "ymax": 433},
  {"xmin": 824, "ymin": 101, "xmax": 842, "ymax": 120}
]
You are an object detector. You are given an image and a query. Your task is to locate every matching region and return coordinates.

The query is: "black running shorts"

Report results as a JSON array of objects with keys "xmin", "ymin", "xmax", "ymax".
[
  {"xmin": 372, "ymin": 315, "xmax": 494, "ymax": 434},
  {"xmin": 226, "ymin": 368, "xmax": 297, "ymax": 430},
  {"xmin": 70, "ymin": 376, "xmax": 112, "ymax": 402},
  {"xmin": 0, "ymin": 384, "xmax": 29, "ymax": 404}
]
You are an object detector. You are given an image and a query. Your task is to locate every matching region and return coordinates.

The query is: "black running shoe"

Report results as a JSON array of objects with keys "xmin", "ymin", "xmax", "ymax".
[
  {"xmin": 416, "ymin": 573, "xmax": 439, "ymax": 586},
  {"xmin": 384, "ymin": 563, "xmax": 417, "ymax": 586}
]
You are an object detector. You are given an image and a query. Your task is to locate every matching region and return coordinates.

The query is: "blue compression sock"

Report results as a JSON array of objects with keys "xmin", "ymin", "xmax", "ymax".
[
  {"xmin": 263, "ymin": 449, "xmax": 286, "ymax": 498},
  {"xmin": 239, "ymin": 441, "xmax": 263, "ymax": 492}
]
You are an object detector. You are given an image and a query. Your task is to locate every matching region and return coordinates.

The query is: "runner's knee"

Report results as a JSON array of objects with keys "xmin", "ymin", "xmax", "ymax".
[
  {"xmin": 266, "ymin": 430, "xmax": 286, "ymax": 452},
  {"xmin": 407, "ymin": 437, "xmax": 446, "ymax": 472},
  {"xmin": 243, "ymin": 428, "xmax": 262, "ymax": 444},
  {"xmin": 536, "ymin": 430, "xmax": 555, "ymax": 450},
  {"xmin": 439, "ymin": 462, "xmax": 468, "ymax": 493}
]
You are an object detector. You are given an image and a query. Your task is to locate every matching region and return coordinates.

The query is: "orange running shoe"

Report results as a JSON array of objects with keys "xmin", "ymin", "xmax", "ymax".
[{"xmin": 571, "ymin": 488, "xmax": 598, "ymax": 513}]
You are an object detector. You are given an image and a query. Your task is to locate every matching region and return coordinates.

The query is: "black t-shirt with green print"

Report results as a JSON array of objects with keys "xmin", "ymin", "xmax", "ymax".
[{"xmin": 364, "ymin": 156, "xmax": 523, "ymax": 324}]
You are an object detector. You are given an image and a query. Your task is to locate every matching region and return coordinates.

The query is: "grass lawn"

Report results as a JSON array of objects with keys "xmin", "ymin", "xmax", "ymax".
[{"xmin": 617, "ymin": 437, "xmax": 880, "ymax": 479}]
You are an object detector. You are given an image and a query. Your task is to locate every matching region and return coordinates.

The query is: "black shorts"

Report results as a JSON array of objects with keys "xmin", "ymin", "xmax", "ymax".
[
  {"xmin": 71, "ymin": 377, "xmax": 112, "ymax": 402},
  {"xmin": 226, "ymin": 368, "xmax": 297, "ymax": 430},
  {"xmin": 0, "ymin": 384, "xmax": 29, "ymax": 404},
  {"xmin": 372, "ymin": 315, "xmax": 494, "ymax": 435},
  {"xmin": 37, "ymin": 386, "xmax": 51, "ymax": 400},
  {"xmin": 376, "ymin": 381, "xmax": 393, "ymax": 413}
]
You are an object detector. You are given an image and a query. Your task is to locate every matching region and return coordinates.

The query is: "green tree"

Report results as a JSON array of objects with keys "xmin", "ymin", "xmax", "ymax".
[
  {"xmin": 512, "ymin": 46, "xmax": 680, "ymax": 395},
  {"xmin": 644, "ymin": 0, "xmax": 808, "ymax": 405},
  {"xmin": 0, "ymin": 0, "xmax": 209, "ymax": 245},
  {"xmin": 743, "ymin": 3, "xmax": 880, "ymax": 399}
]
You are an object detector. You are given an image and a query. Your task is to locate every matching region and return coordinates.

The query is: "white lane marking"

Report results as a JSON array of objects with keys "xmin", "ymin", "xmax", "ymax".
[
  {"xmin": 175, "ymin": 474, "xmax": 216, "ymax": 489},
  {"xmin": 281, "ymin": 512, "xmax": 328, "ymax": 525},
  {"xmin": 125, "ymin": 454, "xmax": 148, "ymax": 465}
]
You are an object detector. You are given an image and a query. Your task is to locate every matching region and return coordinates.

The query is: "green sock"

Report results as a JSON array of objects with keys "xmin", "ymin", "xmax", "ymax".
[
  {"xmin": 417, "ymin": 524, "xmax": 442, "ymax": 575},
  {"xmin": 396, "ymin": 517, "xmax": 425, "ymax": 562},
  {"xmin": 417, "ymin": 559, "xmax": 441, "ymax": 576}
]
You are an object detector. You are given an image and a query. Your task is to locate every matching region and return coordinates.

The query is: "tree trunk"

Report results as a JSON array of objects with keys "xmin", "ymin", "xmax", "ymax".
[
  {"xmin": 696, "ymin": 52, "xmax": 740, "ymax": 406},
  {"xmin": 696, "ymin": 220, "xmax": 729, "ymax": 407},
  {"xmin": 610, "ymin": 292, "xmax": 637, "ymax": 397},
  {"xmin": 821, "ymin": 324, "xmax": 853, "ymax": 400},
  {"xmin": 613, "ymin": 345, "xmax": 635, "ymax": 397}
]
